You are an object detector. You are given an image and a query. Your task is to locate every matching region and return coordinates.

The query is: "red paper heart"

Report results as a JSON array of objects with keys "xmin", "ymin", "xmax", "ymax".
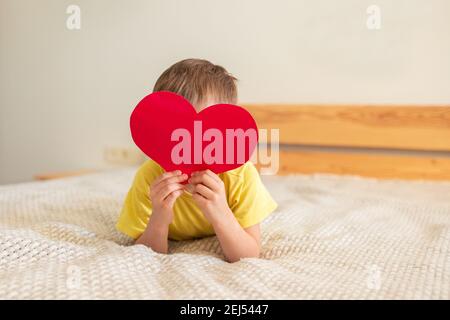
[{"xmin": 130, "ymin": 91, "xmax": 258, "ymax": 176}]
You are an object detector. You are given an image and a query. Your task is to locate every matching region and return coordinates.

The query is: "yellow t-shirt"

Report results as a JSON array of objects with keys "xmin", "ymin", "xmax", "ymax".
[{"xmin": 116, "ymin": 159, "xmax": 277, "ymax": 241}]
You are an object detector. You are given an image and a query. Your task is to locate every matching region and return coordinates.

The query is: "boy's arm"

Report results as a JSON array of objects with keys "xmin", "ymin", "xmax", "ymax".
[
  {"xmin": 189, "ymin": 170, "xmax": 261, "ymax": 263},
  {"xmin": 135, "ymin": 213, "xmax": 171, "ymax": 253},
  {"xmin": 211, "ymin": 213, "xmax": 261, "ymax": 263},
  {"xmin": 135, "ymin": 171, "xmax": 188, "ymax": 253}
]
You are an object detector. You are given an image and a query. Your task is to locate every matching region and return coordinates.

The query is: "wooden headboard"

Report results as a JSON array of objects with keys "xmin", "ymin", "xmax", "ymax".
[{"xmin": 245, "ymin": 104, "xmax": 450, "ymax": 180}]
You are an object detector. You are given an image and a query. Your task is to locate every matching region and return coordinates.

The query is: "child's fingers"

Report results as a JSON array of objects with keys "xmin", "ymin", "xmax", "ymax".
[
  {"xmin": 155, "ymin": 173, "xmax": 188, "ymax": 190},
  {"xmin": 194, "ymin": 183, "xmax": 214, "ymax": 200},
  {"xmin": 191, "ymin": 169, "xmax": 220, "ymax": 181},
  {"xmin": 188, "ymin": 173, "xmax": 218, "ymax": 191},
  {"xmin": 151, "ymin": 173, "xmax": 187, "ymax": 195},
  {"xmin": 155, "ymin": 183, "xmax": 184, "ymax": 200},
  {"xmin": 191, "ymin": 170, "xmax": 223, "ymax": 189},
  {"xmin": 165, "ymin": 190, "xmax": 183, "ymax": 207},
  {"xmin": 152, "ymin": 170, "xmax": 182, "ymax": 186},
  {"xmin": 203, "ymin": 169, "xmax": 222, "ymax": 183},
  {"xmin": 151, "ymin": 181, "xmax": 184, "ymax": 202},
  {"xmin": 157, "ymin": 183, "xmax": 185, "ymax": 200},
  {"xmin": 192, "ymin": 192, "xmax": 207, "ymax": 206},
  {"xmin": 153, "ymin": 175, "xmax": 187, "ymax": 194}
]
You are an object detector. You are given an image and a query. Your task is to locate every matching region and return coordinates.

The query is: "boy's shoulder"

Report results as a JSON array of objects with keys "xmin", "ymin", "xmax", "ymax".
[
  {"xmin": 134, "ymin": 159, "xmax": 165, "ymax": 184},
  {"xmin": 219, "ymin": 161, "xmax": 259, "ymax": 185}
]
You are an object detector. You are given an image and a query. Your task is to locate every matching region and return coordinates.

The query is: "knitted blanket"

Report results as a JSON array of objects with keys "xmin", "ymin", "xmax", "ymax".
[{"xmin": 0, "ymin": 169, "xmax": 449, "ymax": 299}]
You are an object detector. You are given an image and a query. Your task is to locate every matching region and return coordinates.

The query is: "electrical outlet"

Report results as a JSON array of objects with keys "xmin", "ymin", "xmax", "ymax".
[{"xmin": 104, "ymin": 146, "xmax": 144, "ymax": 166}]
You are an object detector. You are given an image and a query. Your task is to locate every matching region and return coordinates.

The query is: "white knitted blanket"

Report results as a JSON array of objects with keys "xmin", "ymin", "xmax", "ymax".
[{"xmin": 0, "ymin": 169, "xmax": 449, "ymax": 299}]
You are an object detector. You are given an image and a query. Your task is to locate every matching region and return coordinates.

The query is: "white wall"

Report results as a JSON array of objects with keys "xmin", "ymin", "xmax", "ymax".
[{"xmin": 1, "ymin": 0, "xmax": 450, "ymax": 184}]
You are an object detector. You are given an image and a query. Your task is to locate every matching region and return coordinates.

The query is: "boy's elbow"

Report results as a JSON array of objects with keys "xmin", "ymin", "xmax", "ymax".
[
  {"xmin": 225, "ymin": 249, "xmax": 260, "ymax": 263},
  {"xmin": 135, "ymin": 238, "xmax": 169, "ymax": 254}
]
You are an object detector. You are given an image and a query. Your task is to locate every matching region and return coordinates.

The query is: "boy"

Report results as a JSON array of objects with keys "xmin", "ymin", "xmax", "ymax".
[{"xmin": 116, "ymin": 59, "xmax": 277, "ymax": 262}]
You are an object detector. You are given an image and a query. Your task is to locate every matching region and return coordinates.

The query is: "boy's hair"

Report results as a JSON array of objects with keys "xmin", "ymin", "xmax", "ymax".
[{"xmin": 153, "ymin": 59, "xmax": 237, "ymax": 107}]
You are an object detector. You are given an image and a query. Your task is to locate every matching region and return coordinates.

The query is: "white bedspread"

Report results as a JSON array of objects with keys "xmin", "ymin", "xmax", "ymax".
[{"xmin": 0, "ymin": 169, "xmax": 449, "ymax": 299}]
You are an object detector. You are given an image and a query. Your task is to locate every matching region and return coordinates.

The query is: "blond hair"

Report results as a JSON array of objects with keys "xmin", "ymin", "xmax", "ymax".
[{"xmin": 153, "ymin": 59, "xmax": 238, "ymax": 107}]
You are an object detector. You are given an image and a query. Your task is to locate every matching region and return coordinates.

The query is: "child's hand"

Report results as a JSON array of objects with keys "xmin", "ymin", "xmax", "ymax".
[
  {"xmin": 149, "ymin": 170, "xmax": 187, "ymax": 226},
  {"xmin": 189, "ymin": 170, "xmax": 231, "ymax": 224}
]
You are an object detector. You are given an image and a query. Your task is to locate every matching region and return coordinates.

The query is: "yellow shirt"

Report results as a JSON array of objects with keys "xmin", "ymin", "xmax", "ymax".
[{"xmin": 116, "ymin": 159, "xmax": 277, "ymax": 241}]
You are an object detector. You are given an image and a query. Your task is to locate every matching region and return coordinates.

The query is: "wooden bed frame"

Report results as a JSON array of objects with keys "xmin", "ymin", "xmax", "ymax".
[{"xmin": 245, "ymin": 104, "xmax": 450, "ymax": 180}]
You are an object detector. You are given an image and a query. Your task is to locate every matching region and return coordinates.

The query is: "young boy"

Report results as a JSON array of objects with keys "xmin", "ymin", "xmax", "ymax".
[{"xmin": 116, "ymin": 59, "xmax": 277, "ymax": 262}]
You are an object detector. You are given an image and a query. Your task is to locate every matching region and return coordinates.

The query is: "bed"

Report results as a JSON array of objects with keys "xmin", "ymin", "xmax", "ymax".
[{"xmin": 0, "ymin": 105, "xmax": 449, "ymax": 299}]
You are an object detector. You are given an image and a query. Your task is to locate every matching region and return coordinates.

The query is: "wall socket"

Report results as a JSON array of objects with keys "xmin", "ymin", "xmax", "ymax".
[{"xmin": 104, "ymin": 146, "xmax": 145, "ymax": 166}]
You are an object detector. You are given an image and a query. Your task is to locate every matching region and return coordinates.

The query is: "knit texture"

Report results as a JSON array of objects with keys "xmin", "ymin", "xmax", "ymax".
[{"xmin": 0, "ymin": 169, "xmax": 449, "ymax": 299}]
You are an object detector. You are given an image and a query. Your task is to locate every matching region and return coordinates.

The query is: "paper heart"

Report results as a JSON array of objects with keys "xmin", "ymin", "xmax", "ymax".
[{"xmin": 130, "ymin": 91, "xmax": 258, "ymax": 176}]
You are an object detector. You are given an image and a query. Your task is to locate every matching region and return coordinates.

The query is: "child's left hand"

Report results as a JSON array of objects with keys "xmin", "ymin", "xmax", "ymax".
[{"xmin": 188, "ymin": 170, "xmax": 232, "ymax": 223}]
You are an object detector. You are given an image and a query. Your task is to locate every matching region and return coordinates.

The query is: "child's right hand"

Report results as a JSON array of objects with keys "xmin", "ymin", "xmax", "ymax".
[{"xmin": 149, "ymin": 170, "xmax": 188, "ymax": 226}]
